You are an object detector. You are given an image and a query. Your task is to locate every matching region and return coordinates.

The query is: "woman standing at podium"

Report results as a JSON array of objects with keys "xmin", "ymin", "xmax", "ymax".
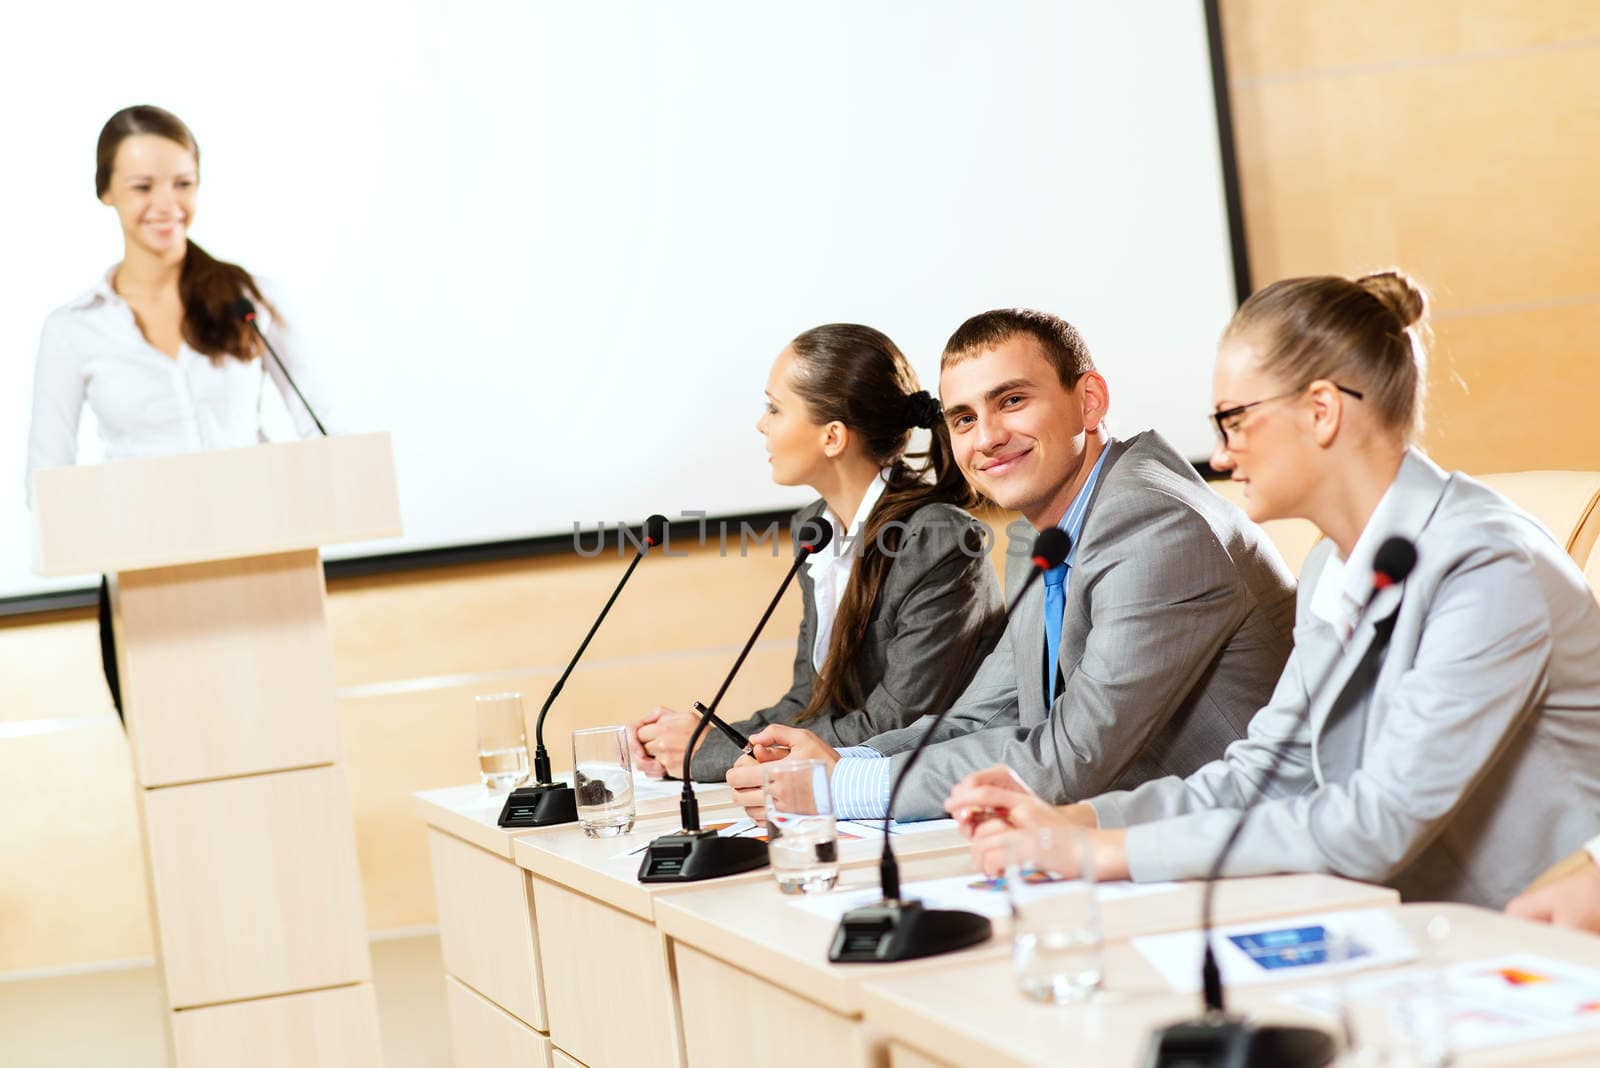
[
  {"xmin": 630, "ymin": 323, "xmax": 1004, "ymax": 781},
  {"xmin": 25, "ymin": 105, "xmax": 330, "ymax": 720}
]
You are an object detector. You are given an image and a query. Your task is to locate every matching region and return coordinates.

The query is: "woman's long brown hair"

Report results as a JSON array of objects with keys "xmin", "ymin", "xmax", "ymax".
[
  {"xmin": 787, "ymin": 324, "xmax": 978, "ymax": 722},
  {"xmin": 96, "ymin": 105, "xmax": 272, "ymax": 361}
]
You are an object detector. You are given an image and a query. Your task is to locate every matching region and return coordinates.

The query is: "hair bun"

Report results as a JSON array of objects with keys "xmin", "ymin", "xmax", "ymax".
[
  {"xmin": 1358, "ymin": 269, "xmax": 1427, "ymax": 330},
  {"xmin": 904, "ymin": 390, "xmax": 943, "ymax": 430}
]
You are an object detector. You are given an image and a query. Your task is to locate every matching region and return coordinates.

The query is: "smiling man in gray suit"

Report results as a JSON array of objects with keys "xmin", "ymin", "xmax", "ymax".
[{"xmin": 727, "ymin": 309, "xmax": 1297, "ymax": 821}]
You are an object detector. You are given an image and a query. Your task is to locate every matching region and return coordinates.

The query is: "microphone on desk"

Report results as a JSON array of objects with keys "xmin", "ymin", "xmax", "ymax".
[
  {"xmin": 496, "ymin": 514, "xmax": 671, "ymax": 828},
  {"xmin": 830, "ymin": 526, "xmax": 1073, "ymax": 963},
  {"xmin": 231, "ymin": 297, "xmax": 328, "ymax": 437},
  {"xmin": 1146, "ymin": 535, "xmax": 1418, "ymax": 1068},
  {"xmin": 638, "ymin": 516, "xmax": 834, "ymax": 883}
]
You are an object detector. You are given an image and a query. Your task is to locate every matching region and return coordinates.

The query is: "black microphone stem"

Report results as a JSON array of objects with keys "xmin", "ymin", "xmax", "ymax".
[
  {"xmin": 242, "ymin": 317, "xmax": 328, "ymax": 438},
  {"xmin": 680, "ymin": 549, "xmax": 810, "ymax": 829},
  {"xmin": 532, "ymin": 544, "xmax": 648, "ymax": 784},
  {"xmin": 878, "ymin": 562, "xmax": 1055, "ymax": 901},
  {"xmin": 1194, "ymin": 537, "xmax": 1416, "ymax": 1016}
]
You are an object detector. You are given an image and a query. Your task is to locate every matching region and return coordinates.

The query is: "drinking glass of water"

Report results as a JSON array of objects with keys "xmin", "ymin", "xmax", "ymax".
[
  {"xmin": 473, "ymin": 692, "xmax": 530, "ymax": 790},
  {"xmin": 1007, "ymin": 825, "xmax": 1101, "ymax": 1004},
  {"xmin": 571, "ymin": 725, "xmax": 635, "ymax": 838},
  {"xmin": 762, "ymin": 759, "xmax": 838, "ymax": 894},
  {"xmin": 1342, "ymin": 914, "xmax": 1454, "ymax": 1068}
]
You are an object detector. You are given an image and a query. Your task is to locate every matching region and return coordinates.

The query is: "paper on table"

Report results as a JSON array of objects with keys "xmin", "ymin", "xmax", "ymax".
[
  {"xmin": 630, "ymin": 773, "xmax": 724, "ymax": 802},
  {"xmin": 786, "ymin": 871, "xmax": 1181, "ymax": 922},
  {"xmin": 1279, "ymin": 953, "xmax": 1600, "ymax": 1053},
  {"xmin": 609, "ymin": 816, "xmax": 768, "ymax": 860},
  {"xmin": 836, "ymin": 817, "xmax": 959, "ymax": 838},
  {"xmin": 1135, "ymin": 908, "xmax": 1416, "ymax": 993}
]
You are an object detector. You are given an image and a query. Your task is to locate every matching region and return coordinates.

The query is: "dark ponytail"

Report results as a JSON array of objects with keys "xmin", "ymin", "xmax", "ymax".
[
  {"xmin": 786, "ymin": 325, "xmax": 979, "ymax": 722},
  {"xmin": 96, "ymin": 105, "xmax": 273, "ymax": 361}
]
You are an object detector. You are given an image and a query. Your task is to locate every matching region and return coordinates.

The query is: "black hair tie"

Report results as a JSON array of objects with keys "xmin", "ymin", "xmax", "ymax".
[{"xmin": 905, "ymin": 390, "xmax": 943, "ymax": 430}]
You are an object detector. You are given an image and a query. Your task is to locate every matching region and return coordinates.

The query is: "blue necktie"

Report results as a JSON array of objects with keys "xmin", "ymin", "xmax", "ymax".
[{"xmin": 1043, "ymin": 562, "xmax": 1067, "ymax": 704}]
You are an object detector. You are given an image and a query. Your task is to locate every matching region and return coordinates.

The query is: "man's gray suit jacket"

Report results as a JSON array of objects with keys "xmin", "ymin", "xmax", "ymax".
[
  {"xmin": 869, "ymin": 431, "xmax": 1298, "ymax": 819},
  {"xmin": 691, "ymin": 500, "xmax": 1003, "ymax": 779},
  {"xmin": 1092, "ymin": 449, "xmax": 1600, "ymax": 908}
]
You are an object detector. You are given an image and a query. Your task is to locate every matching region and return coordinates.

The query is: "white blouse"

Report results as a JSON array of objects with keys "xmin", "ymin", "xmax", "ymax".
[
  {"xmin": 804, "ymin": 469, "xmax": 891, "ymax": 671},
  {"xmin": 25, "ymin": 266, "xmax": 328, "ymax": 501}
]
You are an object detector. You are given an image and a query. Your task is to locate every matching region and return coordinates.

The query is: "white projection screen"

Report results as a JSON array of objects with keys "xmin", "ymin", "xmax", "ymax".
[{"xmin": 0, "ymin": 1, "xmax": 1239, "ymax": 606}]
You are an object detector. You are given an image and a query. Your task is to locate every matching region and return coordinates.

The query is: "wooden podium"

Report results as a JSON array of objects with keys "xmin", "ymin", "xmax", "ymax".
[{"xmin": 32, "ymin": 433, "xmax": 403, "ymax": 1068}]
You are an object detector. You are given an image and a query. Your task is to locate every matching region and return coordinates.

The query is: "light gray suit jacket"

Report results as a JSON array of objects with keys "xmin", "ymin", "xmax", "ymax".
[
  {"xmin": 1092, "ymin": 450, "xmax": 1600, "ymax": 908},
  {"xmin": 870, "ymin": 432, "xmax": 1297, "ymax": 819},
  {"xmin": 689, "ymin": 500, "xmax": 1004, "ymax": 779}
]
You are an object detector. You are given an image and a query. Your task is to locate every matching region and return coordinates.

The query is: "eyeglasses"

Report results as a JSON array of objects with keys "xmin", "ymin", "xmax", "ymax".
[{"xmin": 1210, "ymin": 383, "xmax": 1364, "ymax": 449}]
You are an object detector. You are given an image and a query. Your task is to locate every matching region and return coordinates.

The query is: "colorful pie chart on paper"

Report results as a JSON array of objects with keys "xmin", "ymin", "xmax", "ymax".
[{"xmin": 1489, "ymin": 967, "xmax": 1554, "ymax": 987}]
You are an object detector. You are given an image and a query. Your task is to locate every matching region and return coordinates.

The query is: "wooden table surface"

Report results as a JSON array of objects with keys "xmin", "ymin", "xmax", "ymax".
[{"xmin": 861, "ymin": 902, "xmax": 1600, "ymax": 1068}]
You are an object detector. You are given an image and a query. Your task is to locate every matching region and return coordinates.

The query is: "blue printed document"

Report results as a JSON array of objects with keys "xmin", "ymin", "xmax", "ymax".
[{"xmin": 1135, "ymin": 909, "xmax": 1415, "ymax": 992}]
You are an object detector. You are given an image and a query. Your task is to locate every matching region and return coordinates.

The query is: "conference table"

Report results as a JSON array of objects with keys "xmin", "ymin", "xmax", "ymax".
[
  {"xmin": 415, "ymin": 778, "xmax": 735, "ymax": 1066},
  {"xmin": 861, "ymin": 903, "xmax": 1600, "ymax": 1067},
  {"xmin": 653, "ymin": 863, "xmax": 1398, "ymax": 1068},
  {"xmin": 416, "ymin": 779, "xmax": 973, "ymax": 1067},
  {"xmin": 419, "ymin": 781, "xmax": 1425, "ymax": 1067},
  {"xmin": 420, "ymin": 781, "xmax": 1600, "ymax": 1067}
]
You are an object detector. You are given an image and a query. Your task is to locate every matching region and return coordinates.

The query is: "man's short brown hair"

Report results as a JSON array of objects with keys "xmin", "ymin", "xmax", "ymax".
[{"xmin": 941, "ymin": 309, "xmax": 1095, "ymax": 388}]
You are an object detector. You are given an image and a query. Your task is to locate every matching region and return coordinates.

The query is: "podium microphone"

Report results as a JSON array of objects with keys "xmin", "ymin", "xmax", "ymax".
[
  {"xmin": 831, "ymin": 526, "xmax": 1072, "ymax": 962},
  {"xmin": 1146, "ymin": 535, "xmax": 1417, "ymax": 1068},
  {"xmin": 232, "ymin": 297, "xmax": 328, "ymax": 437},
  {"xmin": 639, "ymin": 516, "xmax": 833, "ymax": 882},
  {"xmin": 497, "ymin": 514, "xmax": 671, "ymax": 827}
]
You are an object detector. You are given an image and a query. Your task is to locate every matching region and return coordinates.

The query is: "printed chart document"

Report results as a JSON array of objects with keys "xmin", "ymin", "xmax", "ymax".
[
  {"xmin": 1134, "ymin": 908, "xmax": 1418, "ymax": 993},
  {"xmin": 1279, "ymin": 954, "xmax": 1600, "ymax": 1053},
  {"xmin": 786, "ymin": 871, "xmax": 1180, "ymax": 922}
]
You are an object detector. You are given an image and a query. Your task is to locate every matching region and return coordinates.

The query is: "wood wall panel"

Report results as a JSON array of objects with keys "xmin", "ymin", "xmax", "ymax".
[
  {"xmin": 0, "ymin": 722, "xmax": 152, "ymax": 970},
  {"xmin": 1228, "ymin": 42, "xmax": 1600, "ymax": 311},
  {"xmin": 0, "ymin": 611, "xmax": 115, "ymax": 723},
  {"xmin": 326, "ymin": 534, "xmax": 803, "ymax": 689},
  {"xmin": 1221, "ymin": 2, "xmax": 1600, "ymax": 80},
  {"xmin": 1422, "ymin": 303, "xmax": 1600, "ymax": 471}
]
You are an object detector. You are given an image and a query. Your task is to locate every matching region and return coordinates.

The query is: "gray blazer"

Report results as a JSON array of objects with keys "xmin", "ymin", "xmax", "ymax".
[
  {"xmin": 1092, "ymin": 449, "xmax": 1600, "ymax": 908},
  {"xmin": 689, "ymin": 500, "xmax": 1004, "ymax": 779},
  {"xmin": 872, "ymin": 432, "xmax": 1297, "ymax": 819}
]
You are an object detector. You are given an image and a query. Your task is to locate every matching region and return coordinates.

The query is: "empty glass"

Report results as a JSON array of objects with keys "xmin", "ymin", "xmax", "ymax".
[
  {"xmin": 572, "ymin": 725, "xmax": 635, "ymax": 837},
  {"xmin": 1007, "ymin": 825, "xmax": 1102, "ymax": 1004},
  {"xmin": 763, "ymin": 759, "xmax": 838, "ymax": 894},
  {"xmin": 474, "ymin": 692, "xmax": 530, "ymax": 790}
]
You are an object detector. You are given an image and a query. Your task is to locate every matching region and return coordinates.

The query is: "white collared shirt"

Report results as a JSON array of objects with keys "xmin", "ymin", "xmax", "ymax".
[
  {"xmin": 1308, "ymin": 467, "xmax": 1407, "ymax": 643},
  {"xmin": 804, "ymin": 469, "xmax": 892, "ymax": 671},
  {"xmin": 25, "ymin": 266, "xmax": 328, "ymax": 501}
]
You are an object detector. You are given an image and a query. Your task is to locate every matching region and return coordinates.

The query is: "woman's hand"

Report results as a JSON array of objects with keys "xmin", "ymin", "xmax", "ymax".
[
  {"xmin": 626, "ymin": 709, "xmax": 666, "ymax": 779},
  {"xmin": 724, "ymin": 725, "xmax": 836, "ymax": 820},
  {"xmin": 632, "ymin": 705, "xmax": 706, "ymax": 779},
  {"xmin": 945, "ymin": 764, "xmax": 1122, "ymax": 879},
  {"xmin": 1506, "ymin": 858, "xmax": 1600, "ymax": 933}
]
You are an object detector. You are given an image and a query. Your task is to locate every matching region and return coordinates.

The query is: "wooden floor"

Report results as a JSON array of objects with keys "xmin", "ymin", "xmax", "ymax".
[{"xmin": 0, "ymin": 935, "xmax": 451, "ymax": 1068}]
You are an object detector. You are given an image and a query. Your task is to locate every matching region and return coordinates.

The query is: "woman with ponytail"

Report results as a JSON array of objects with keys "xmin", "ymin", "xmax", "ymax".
[
  {"xmin": 632, "ymin": 324, "xmax": 1003, "ymax": 781},
  {"xmin": 26, "ymin": 105, "xmax": 330, "ymax": 719},
  {"xmin": 950, "ymin": 269, "xmax": 1600, "ymax": 909}
]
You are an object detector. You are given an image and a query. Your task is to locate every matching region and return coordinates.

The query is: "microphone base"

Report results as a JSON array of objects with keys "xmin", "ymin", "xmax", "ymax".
[
  {"xmin": 637, "ymin": 828, "xmax": 768, "ymax": 883},
  {"xmin": 829, "ymin": 899, "xmax": 992, "ymax": 963},
  {"xmin": 1146, "ymin": 1016, "xmax": 1335, "ymax": 1068},
  {"xmin": 496, "ymin": 782, "xmax": 578, "ymax": 828}
]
